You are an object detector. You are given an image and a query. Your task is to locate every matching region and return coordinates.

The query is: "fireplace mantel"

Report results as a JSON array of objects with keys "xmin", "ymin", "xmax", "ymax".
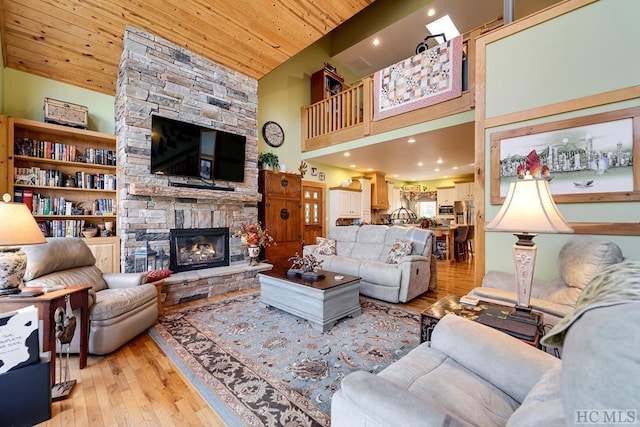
[{"xmin": 128, "ymin": 183, "xmax": 262, "ymax": 202}]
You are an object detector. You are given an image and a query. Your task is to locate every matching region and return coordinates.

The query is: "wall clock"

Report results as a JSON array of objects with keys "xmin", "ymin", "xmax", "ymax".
[{"xmin": 262, "ymin": 121, "xmax": 285, "ymax": 147}]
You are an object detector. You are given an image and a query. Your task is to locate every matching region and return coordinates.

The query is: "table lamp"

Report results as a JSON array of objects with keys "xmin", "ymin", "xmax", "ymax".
[
  {"xmin": 485, "ymin": 174, "xmax": 573, "ymax": 324},
  {"xmin": 0, "ymin": 193, "xmax": 47, "ymax": 296}
]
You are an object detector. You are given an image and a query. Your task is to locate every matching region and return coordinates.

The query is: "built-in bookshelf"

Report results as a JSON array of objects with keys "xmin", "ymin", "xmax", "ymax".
[{"xmin": 8, "ymin": 117, "xmax": 117, "ymax": 239}]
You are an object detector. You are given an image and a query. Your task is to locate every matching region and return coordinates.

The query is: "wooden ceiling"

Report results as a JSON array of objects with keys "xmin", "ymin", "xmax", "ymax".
[{"xmin": 0, "ymin": 0, "xmax": 374, "ymax": 95}]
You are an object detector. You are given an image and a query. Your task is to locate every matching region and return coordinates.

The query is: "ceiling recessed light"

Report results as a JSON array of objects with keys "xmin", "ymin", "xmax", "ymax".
[
  {"xmin": 427, "ymin": 8, "xmax": 436, "ymax": 17},
  {"xmin": 417, "ymin": 161, "xmax": 423, "ymax": 167},
  {"xmin": 437, "ymin": 158, "xmax": 443, "ymax": 164},
  {"xmin": 407, "ymin": 138, "xmax": 416, "ymax": 143},
  {"xmin": 344, "ymin": 152, "xmax": 350, "ymax": 157},
  {"xmin": 372, "ymin": 38, "xmax": 380, "ymax": 46},
  {"xmin": 393, "ymin": 174, "xmax": 399, "ymax": 178},
  {"xmin": 367, "ymin": 168, "xmax": 373, "ymax": 172},
  {"xmin": 349, "ymin": 164, "xmax": 356, "ymax": 168},
  {"xmin": 435, "ymin": 168, "xmax": 440, "ymax": 172},
  {"xmin": 452, "ymin": 166, "xmax": 458, "ymax": 170}
]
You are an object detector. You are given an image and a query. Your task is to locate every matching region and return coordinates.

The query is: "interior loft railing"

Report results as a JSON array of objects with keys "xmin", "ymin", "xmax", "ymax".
[
  {"xmin": 302, "ymin": 81, "xmax": 367, "ymax": 139},
  {"xmin": 301, "ymin": 19, "xmax": 502, "ymax": 153}
]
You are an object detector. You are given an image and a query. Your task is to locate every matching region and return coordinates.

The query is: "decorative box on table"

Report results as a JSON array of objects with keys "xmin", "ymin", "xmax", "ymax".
[{"xmin": 44, "ymin": 97, "xmax": 88, "ymax": 128}]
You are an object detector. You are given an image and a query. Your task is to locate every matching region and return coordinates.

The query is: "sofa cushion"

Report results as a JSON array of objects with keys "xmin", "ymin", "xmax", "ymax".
[
  {"xmin": 315, "ymin": 237, "xmax": 336, "ymax": 255},
  {"xmin": 324, "ymin": 255, "xmax": 360, "ymax": 277},
  {"xmin": 506, "ymin": 365, "xmax": 565, "ymax": 427},
  {"xmin": 351, "ymin": 225, "xmax": 387, "ymax": 261},
  {"xmin": 386, "ymin": 240, "xmax": 412, "ymax": 264},
  {"xmin": 328, "ymin": 226, "xmax": 359, "ymax": 257},
  {"xmin": 23, "ymin": 265, "xmax": 108, "ymax": 294},
  {"xmin": 22, "ymin": 237, "xmax": 96, "ymax": 281},
  {"xmin": 558, "ymin": 237, "xmax": 623, "ymax": 290},
  {"xmin": 359, "ymin": 260, "xmax": 402, "ymax": 286},
  {"xmin": 379, "ymin": 343, "xmax": 518, "ymax": 426},
  {"xmin": 91, "ymin": 284, "xmax": 157, "ymax": 322}
]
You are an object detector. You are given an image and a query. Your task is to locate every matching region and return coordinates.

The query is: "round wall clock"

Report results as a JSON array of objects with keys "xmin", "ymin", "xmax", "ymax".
[{"xmin": 262, "ymin": 121, "xmax": 285, "ymax": 147}]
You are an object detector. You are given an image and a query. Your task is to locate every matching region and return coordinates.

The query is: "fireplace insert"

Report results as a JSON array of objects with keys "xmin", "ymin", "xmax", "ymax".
[{"xmin": 169, "ymin": 228, "xmax": 229, "ymax": 272}]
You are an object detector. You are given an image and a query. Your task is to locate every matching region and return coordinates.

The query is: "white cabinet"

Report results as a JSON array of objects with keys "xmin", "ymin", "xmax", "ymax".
[
  {"xmin": 358, "ymin": 177, "xmax": 372, "ymax": 223},
  {"xmin": 387, "ymin": 183, "xmax": 402, "ymax": 213},
  {"xmin": 330, "ymin": 188, "xmax": 362, "ymax": 224},
  {"xmin": 437, "ymin": 187, "xmax": 455, "ymax": 206},
  {"xmin": 455, "ymin": 182, "xmax": 474, "ymax": 201}
]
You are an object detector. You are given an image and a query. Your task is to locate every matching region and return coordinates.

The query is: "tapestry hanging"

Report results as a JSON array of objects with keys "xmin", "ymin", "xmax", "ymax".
[{"xmin": 373, "ymin": 36, "xmax": 463, "ymax": 121}]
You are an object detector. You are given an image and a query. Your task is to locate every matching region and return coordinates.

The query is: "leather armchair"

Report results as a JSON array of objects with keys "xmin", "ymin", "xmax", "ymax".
[{"xmin": 21, "ymin": 238, "xmax": 158, "ymax": 355}]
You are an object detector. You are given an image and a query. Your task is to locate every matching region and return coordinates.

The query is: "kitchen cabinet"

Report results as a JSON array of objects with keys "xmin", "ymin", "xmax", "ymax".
[
  {"xmin": 357, "ymin": 177, "xmax": 372, "ymax": 223},
  {"xmin": 330, "ymin": 188, "xmax": 362, "ymax": 223},
  {"xmin": 437, "ymin": 187, "xmax": 455, "ymax": 206},
  {"xmin": 455, "ymin": 182, "xmax": 474, "ymax": 201},
  {"xmin": 387, "ymin": 183, "xmax": 402, "ymax": 213}
]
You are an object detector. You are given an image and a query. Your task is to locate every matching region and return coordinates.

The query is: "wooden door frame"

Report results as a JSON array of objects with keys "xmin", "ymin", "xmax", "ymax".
[{"xmin": 302, "ymin": 180, "xmax": 327, "ymax": 241}]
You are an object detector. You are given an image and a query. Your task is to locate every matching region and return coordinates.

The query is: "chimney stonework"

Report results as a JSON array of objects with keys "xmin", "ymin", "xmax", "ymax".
[{"xmin": 115, "ymin": 26, "xmax": 259, "ymax": 273}]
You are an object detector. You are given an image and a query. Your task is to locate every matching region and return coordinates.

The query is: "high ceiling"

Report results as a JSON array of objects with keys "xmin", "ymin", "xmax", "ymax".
[{"xmin": 0, "ymin": 0, "xmax": 374, "ymax": 95}]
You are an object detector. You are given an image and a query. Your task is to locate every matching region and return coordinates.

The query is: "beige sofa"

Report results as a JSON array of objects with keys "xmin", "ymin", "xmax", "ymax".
[
  {"xmin": 22, "ymin": 238, "xmax": 158, "ymax": 355},
  {"xmin": 303, "ymin": 225, "xmax": 437, "ymax": 303}
]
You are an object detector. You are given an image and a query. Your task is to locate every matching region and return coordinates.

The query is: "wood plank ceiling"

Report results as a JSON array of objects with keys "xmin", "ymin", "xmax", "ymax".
[{"xmin": 0, "ymin": 0, "xmax": 374, "ymax": 95}]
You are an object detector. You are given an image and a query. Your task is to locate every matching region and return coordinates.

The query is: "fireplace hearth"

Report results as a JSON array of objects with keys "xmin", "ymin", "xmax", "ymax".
[{"xmin": 169, "ymin": 228, "xmax": 230, "ymax": 272}]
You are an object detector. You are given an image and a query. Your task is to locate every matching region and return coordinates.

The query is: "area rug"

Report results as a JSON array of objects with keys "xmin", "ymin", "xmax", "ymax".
[{"xmin": 149, "ymin": 292, "xmax": 420, "ymax": 426}]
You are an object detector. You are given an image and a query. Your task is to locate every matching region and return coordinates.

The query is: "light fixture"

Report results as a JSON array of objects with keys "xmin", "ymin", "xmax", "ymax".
[
  {"xmin": 372, "ymin": 38, "xmax": 380, "ymax": 46},
  {"xmin": 427, "ymin": 8, "xmax": 436, "ymax": 17},
  {"xmin": 407, "ymin": 138, "xmax": 416, "ymax": 143},
  {"xmin": 389, "ymin": 207, "xmax": 417, "ymax": 225},
  {"xmin": 485, "ymin": 174, "xmax": 573, "ymax": 324},
  {"xmin": 452, "ymin": 166, "xmax": 458, "ymax": 170},
  {"xmin": 417, "ymin": 161, "xmax": 423, "ymax": 167},
  {"xmin": 344, "ymin": 152, "xmax": 351, "ymax": 157},
  {"xmin": 0, "ymin": 193, "xmax": 47, "ymax": 295},
  {"xmin": 437, "ymin": 159, "xmax": 443, "ymax": 164}
]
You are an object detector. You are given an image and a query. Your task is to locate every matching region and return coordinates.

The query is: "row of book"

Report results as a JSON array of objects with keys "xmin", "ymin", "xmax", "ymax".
[
  {"xmin": 13, "ymin": 137, "xmax": 116, "ymax": 166},
  {"xmin": 39, "ymin": 219, "xmax": 87, "ymax": 238},
  {"xmin": 14, "ymin": 167, "xmax": 116, "ymax": 190},
  {"xmin": 13, "ymin": 190, "xmax": 115, "ymax": 216}
]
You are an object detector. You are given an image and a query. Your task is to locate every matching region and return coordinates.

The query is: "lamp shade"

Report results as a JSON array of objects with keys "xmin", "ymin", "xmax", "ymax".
[
  {"xmin": 486, "ymin": 176, "xmax": 573, "ymax": 234},
  {"xmin": 0, "ymin": 201, "xmax": 47, "ymax": 247}
]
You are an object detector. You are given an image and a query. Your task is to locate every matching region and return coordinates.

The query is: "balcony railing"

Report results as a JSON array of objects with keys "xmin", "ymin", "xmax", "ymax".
[{"xmin": 301, "ymin": 22, "xmax": 501, "ymax": 153}]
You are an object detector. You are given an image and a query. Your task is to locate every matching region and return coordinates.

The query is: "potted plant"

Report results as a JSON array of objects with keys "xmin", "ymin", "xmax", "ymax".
[{"xmin": 258, "ymin": 152, "xmax": 280, "ymax": 170}]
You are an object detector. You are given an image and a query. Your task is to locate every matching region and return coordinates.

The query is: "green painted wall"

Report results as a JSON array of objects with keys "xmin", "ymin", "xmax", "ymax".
[
  {"xmin": 3, "ymin": 69, "xmax": 115, "ymax": 134},
  {"xmin": 484, "ymin": 0, "xmax": 640, "ymax": 279},
  {"xmin": 0, "ymin": 31, "xmax": 4, "ymax": 114}
]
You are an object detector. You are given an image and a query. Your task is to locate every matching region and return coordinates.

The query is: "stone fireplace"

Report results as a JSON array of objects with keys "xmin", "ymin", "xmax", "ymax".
[
  {"xmin": 115, "ymin": 25, "xmax": 260, "ymax": 275},
  {"xmin": 169, "ymin": 228, "xmax": 229, "ymax": 272}
]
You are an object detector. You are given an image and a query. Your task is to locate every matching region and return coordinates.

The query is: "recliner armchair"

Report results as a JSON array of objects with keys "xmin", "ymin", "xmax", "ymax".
[{"xmin": 21, "ymin": 238, "xmax": 158, "ymax": 355}]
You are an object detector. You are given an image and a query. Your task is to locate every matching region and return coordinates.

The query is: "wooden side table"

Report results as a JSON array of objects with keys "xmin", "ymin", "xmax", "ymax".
[
  {"xmin": 420, "ymin": 294, "xmax": 542, "ymax": 347},
  {"xmin": 0, "ymin": 286, "xmax": 91, "ymax": 386}
]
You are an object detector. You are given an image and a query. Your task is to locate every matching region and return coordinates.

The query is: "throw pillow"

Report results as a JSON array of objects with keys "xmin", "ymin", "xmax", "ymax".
[
  {"xmin": 146, "ymin": 269, "xmax": 173, "ymax": 282},
  {"xmin": 386, "ymin": 240, "xmax": 412, "ymax": 264},
  {"xmin": 315, "ymin": 237, "xmax": 337, "ymax": 255}
]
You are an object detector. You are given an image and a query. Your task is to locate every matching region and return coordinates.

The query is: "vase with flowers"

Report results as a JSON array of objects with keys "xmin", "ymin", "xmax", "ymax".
[{"xmin": 233, "ymin": 222, "xmax": 274, "ymax": 265}]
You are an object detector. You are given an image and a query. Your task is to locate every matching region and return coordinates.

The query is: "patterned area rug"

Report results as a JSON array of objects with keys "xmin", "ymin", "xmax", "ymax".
[{"xmin": 149, "ymin": 292, "xmax": 420, "ymax": 426}]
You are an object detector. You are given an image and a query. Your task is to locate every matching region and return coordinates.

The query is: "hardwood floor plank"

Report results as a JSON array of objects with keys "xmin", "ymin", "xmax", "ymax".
[{"xmin": 36, "ymin": 257, "xmax": 474, "ymax": 426}]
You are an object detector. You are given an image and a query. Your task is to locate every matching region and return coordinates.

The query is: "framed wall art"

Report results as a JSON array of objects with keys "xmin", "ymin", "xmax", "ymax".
[{"xmin": 490, "ymin": 107, "xmax": 640, "ymax": 204}]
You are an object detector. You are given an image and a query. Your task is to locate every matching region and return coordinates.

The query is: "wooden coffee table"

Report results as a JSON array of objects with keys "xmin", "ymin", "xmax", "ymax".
[{"xmin": 258, "ymin": 269, "xmax": 361, "ymax": 331}]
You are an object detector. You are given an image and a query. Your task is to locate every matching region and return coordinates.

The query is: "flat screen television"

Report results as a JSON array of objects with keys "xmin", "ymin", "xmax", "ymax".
[{"xmin": 150, "ymin": 115, "xmax": 246, "ymax": 183}]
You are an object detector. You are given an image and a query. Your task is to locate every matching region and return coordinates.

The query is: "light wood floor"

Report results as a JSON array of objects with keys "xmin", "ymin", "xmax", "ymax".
[{"xmin": 37, "ymin": 256, "xmax": 476, "ymax": 427}]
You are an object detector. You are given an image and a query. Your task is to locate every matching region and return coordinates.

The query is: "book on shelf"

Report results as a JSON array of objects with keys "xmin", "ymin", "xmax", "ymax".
[
  {"xmin": 22, "ymin": 190, "xmax": 33, "ymax": 212},
  {"xmin": 13, "ymin": 189, "xmax": 23, "ymax": 203}
]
